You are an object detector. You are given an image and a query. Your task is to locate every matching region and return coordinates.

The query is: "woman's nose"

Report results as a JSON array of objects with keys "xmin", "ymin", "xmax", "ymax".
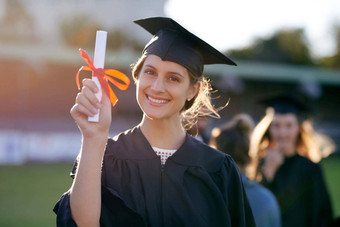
[
  {"xmin": 278, "ymin": 127, "xmax": 289, "ymax": 137},
  {"xmin": 151, "ymin": 77, "xmax": 165, "ymax": 92}
]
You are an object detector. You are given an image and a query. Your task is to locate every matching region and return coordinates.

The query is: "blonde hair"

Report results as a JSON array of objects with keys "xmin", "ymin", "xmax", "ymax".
[
  {"xmin": 248, "ymin": 108, "xmax": 336, "ymax": 181},
  {"xmin": 131, "ymin": 54, "xmax": 224, "ymax": 130}
]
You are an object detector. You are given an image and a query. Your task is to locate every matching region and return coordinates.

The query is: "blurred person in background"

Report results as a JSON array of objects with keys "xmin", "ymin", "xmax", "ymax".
[
  {"xmin": 53, "ymin": 17, "xmax": 255, "ymax": 226},
  {"xmin": 249, "ymin": 93, "xmax": 335, "ymax": 227},
  {"xmin": 210, "ymin": 113, "xmax": 281, "ymax": 227}
]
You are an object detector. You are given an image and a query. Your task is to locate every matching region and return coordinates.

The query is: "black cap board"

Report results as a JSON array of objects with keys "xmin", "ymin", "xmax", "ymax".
[
  {"xmin": 259, "ymin": 93, "xmax": 311, "ymax": 118},
  {"xmin": 134, "ymin": 17, "xmax": 236, "ymax": 76}
]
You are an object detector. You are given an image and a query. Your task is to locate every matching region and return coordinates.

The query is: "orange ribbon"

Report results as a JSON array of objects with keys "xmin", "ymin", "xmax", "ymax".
[{"xmin": 76, "ymin": 48, "xmax": 130, "ymax": 106}]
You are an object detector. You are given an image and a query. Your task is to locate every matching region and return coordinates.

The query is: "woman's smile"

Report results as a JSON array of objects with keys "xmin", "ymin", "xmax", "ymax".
[{"xmin": 146, "ymin": 94, "xmax": 170, "ymax": 105}]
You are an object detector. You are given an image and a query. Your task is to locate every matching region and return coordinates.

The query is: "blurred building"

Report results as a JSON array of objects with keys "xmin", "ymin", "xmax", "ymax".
[
  {"xmin": 0, "ymin": 0, "xmax": 166, "ymax": 45},
  {"xmin": 0, "ymin": 0, "xmax": 339, "ymax": 164},
  {"xmin": 0, "ymin": 0, "xmax": 166, "ymax": 128},
  {"xmin": 0, "ymin": 0, "xmax": 165, "ymax": 164}
]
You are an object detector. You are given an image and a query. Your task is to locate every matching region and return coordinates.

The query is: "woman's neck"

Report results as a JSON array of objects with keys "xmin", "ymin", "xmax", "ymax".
[{"xmin": 139, "ymin": 115, "xmax": 186, "ymax": 150}]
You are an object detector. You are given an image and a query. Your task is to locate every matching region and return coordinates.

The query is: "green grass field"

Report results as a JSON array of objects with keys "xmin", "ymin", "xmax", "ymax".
[
  {"xmin": 321, "ymin": 154, "xmax": 340, "ymax": 219},
  {"xmin": 0, "ymin": 163, "xmax": 73, "ymax": 226},
  {"xmin": 0, "ymin": 155, "xmax": 339, "ymax": 226}
]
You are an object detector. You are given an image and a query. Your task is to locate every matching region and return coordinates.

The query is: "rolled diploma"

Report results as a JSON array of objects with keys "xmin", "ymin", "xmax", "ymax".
[{"xmin": 88, "ymin": 30, "xmax": 107, "ymax": 122}]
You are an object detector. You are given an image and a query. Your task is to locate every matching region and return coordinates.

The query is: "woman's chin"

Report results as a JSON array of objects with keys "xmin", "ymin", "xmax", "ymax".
[{"xmin": 282, "ymin": 148, "xmax": 296, "ymax": 157}]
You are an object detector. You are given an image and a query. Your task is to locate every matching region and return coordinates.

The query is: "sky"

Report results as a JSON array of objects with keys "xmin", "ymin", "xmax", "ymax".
[{"xmin": 164, "ymin": 0, "xmax": 340, "ymax": 58}]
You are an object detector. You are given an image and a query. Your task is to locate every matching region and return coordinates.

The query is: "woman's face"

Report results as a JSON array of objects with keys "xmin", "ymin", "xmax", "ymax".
[
  {"xmin": 268, "ymin": 113, "xmax": 300, "ymax": 156},
  {"xmin": 136, "ymin": 55, "xmax": 198, "ymax": 121}
]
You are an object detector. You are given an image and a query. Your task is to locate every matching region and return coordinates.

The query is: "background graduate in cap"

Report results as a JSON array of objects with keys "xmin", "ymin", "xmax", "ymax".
[
  {"xmin": 249, "ymin": 93, "xmax": 335, "ymax": 227},
  {"xmin": 54, "ymin": 17, "xmax": 255, "ymax": 226}
]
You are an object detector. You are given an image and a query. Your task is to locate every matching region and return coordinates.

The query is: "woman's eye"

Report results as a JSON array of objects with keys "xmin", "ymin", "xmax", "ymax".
[
  {"xmin": 143, "ymin": 69, "xmax": 155, "ymax": 75},
  {"xmin": 271, "ymin": 123, "xmax": 279, "ymax": 129},
  {"xmin": 143, "ymin": 67, "xmax": 156, "ymax": 76},
  {"xmin": 286, "ymin": 123, "xmax": 293, "ymax": 129},
  {"xmin": 169, "ymin": 76, "xmax": 180, "ymax": 82}
]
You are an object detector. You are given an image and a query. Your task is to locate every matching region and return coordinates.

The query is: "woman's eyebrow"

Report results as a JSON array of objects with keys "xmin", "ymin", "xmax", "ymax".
[
  {"xmin": 168, "ymin": 71, "xmax": 184, "ymax": 78},
  {"xmin": 143, "ymin": 64, "xmax": 156, "ymax": 69}
]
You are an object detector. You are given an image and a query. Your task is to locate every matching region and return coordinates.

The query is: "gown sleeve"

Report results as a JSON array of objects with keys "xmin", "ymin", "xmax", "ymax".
[
  {"xmin": 53, "ymin": 158, "xmax": 78, "ymax": 226},
  {"xmin": 53, "ymin": 191, "xmax": 77, "ymax": 227},
  {"xmin": 53, "ymin": 187, "xmax": 145, "ymax": 227},
  {"xmin": 214, "ymin": 155, "xmax": 256, "ymax": 227},
  {"xmin": 53, "ymin": 151, "xmax": 145, "ymax": 226}
]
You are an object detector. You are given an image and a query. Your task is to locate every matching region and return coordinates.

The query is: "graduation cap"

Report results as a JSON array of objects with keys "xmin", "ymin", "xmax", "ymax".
[
  {"xmin": 259, "ymin": 93, "xmax": 311, "ymax": 119},
  {"xmin": 134, "ymin": 17, "xmax": 236, "ymax": 76}
]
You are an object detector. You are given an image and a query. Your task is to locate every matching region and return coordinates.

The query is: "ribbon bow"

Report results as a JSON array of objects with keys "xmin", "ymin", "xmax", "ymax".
[{"xmin": 76, "ymin": 48, "xmax": 130, "ymax": 106}]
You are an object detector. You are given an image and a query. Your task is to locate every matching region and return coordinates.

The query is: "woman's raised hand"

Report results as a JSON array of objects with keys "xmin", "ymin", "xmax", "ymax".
[
  {"xmin": 262, "ymin": 147, "xmax": 284, "ymax": 182},
  {"xmin": 70, "ymin": 78, "xmax": 112, "ymax": 139}
]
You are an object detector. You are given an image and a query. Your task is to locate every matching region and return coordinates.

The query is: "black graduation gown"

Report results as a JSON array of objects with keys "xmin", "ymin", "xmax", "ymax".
[
  {"xmin": 262, "ymin": 154, "xmax": 334, "ymax": 227},
  {"xmin": 54, "ymin": 126, "xmax": 255, "ymax": 226}
]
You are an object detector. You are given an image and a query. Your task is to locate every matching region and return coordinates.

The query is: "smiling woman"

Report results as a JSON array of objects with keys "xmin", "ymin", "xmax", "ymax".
[{"xmin": 53, "ymin": 17, "xmax": 255, "ymax": 226}]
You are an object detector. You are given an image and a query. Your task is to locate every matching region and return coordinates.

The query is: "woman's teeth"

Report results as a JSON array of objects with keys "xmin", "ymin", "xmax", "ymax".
[{"xmin": 148, "ymin": 96, "xmax": 168, "ymax": 104}]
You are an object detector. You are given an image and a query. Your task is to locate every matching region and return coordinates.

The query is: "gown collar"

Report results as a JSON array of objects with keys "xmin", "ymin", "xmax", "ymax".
[{"xmin": 131, "ymin": 126, "xmax": 222, "ymax": 168}]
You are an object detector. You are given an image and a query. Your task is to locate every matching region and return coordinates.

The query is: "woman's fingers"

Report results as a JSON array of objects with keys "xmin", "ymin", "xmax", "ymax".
[
  {"xmin": 73, "ymin": 101, "xmax": 97, "ymax": 117},
  {"xmin": 82, "ymin": 79, "xmax": 101, "ymax": 107},
  {"xmin": 78, "ymin": 88, "xmax": 100, "ymax": 113},
  {"xmin": 73, "ymin": 79, "xmax": 103, "ymax": 116},
  {"xmin": 69, "ymin": 78, "xmax": 112, "ymax": 138},
  {"xmin": 82, "ymin": 78, "xmax": 99, "ymax": 93}
]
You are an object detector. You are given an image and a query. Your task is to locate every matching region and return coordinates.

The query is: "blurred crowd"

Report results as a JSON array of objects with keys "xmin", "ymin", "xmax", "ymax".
[{"xmin": 189, "ymin": 93, "xmax": 338, "ymax": 227}]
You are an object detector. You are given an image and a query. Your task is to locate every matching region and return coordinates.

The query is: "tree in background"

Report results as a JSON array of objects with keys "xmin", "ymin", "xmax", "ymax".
[
  {"xmin": 227, "ymin": 28, "xmax": 314, "ymax": 66},
  {"xmin": 0, "ymin": 0, "xmax": 37, "ymax": 43},
  {"xmin": 60, "ymin": 15, "xmax": 144, "ymax": 53},
  {"xmin": 319, "ymin": 24, "xmax": 340, "ymax": 70},
  {"xmin": 106, "ymin": 30, "xmax": 144, "ymax": 52},
  {"xmin": 59, "ymin": 14, "xmax": 100, "ymax": 48}
]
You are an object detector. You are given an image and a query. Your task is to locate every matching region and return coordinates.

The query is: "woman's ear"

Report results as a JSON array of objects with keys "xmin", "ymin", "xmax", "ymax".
[{"xmin": 187, "ymin": 82, "xmax": 200, "ymax": 101}]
